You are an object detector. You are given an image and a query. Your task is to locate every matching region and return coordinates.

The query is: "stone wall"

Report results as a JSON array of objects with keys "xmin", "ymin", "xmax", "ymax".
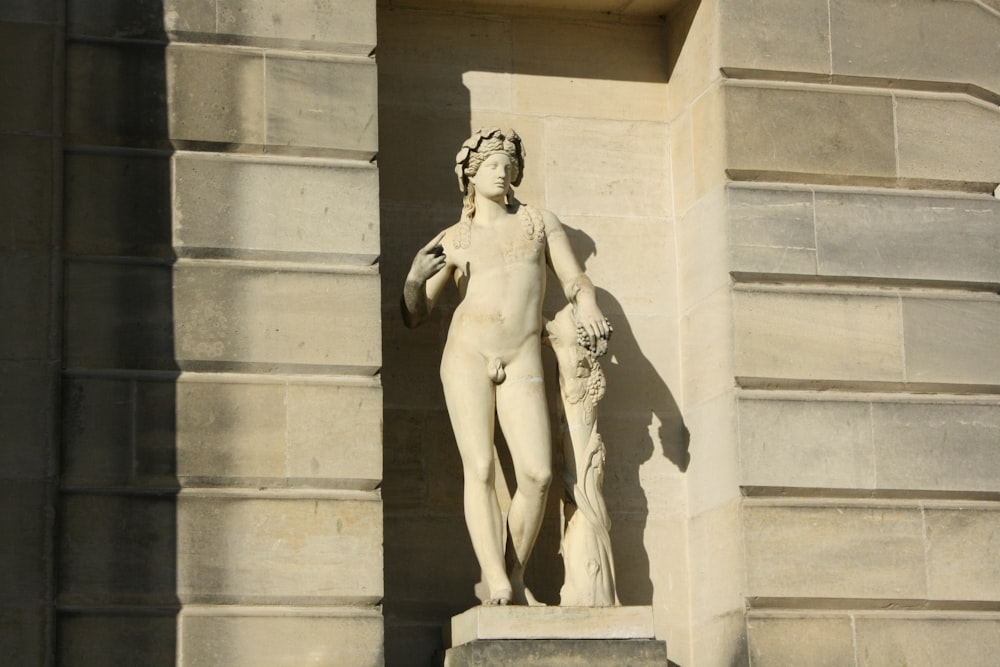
[{"xmin": 672, "ymin": 0, "xmax": 1000, "ymax": 664}]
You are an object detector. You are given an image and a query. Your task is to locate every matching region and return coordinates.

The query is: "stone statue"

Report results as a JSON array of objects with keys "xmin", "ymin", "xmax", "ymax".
[{"xmin": 401, "ymin": 128, "xmax": 612, "ymax": 607}]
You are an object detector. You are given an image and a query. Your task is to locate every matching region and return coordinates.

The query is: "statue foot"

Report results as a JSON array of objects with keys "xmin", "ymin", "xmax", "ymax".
[{"xmin": 483, "ymin": 589, "xmax": 512, "ymax": 606}]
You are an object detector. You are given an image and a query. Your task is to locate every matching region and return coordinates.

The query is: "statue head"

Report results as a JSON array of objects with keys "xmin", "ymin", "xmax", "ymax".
[{"xmin": 454, "ymin": 128, "xmax": 525, "ymax": 195}]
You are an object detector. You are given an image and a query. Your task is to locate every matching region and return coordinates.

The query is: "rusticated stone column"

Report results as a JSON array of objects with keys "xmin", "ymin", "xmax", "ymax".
[{"xmin": 57, "ymin": 1, "xmax": 384, "ymax": 665}]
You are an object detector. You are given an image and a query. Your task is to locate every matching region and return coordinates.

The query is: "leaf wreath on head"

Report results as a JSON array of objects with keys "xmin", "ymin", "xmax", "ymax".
[{"xmin": 454, "ymin": 128, "xmax": 525, "ymax": 194}]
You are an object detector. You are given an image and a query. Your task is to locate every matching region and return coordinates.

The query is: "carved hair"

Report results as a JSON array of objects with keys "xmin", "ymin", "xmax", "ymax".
[{"xmin": 454, "ymin": 127, "xmax": 525, "ymax": 198}]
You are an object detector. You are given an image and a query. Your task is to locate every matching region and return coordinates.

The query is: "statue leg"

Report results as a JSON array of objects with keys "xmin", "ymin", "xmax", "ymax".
[
  {"xmin": 495, "ymin": 352, "xmax": 552, "ymax": 606},
  {"xmin": 441, "ymin": 347, "xmax": 511, "ymax": 604}
]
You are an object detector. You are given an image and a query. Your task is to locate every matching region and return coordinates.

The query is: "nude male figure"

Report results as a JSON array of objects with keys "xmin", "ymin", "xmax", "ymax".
[{"xmin": 401, "ymin": 128, "xmax": 610, "ymax": 606}]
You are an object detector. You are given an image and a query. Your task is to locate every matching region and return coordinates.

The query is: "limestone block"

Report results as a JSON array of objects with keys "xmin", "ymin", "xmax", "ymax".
[
  {"xmin": 443, "ymin": 639, "xmax": 669, "ymax": 667},
  {"xmin": 377, "ymin": 8, "xmax": 511, "ymax": 111},
  {"xmin": 733, "ymin": 290, "xmax": 904, "ymax": 383},
  {"xmin": 173, "ymin": 264, "xmax": 381, "ymax": 373},
  {"xmin": 743, "ymin": 503, "xmax": 927, "ymax": 600},
  {"xmin": 665, "ymin": 0, "xmax": 721, "ymax": 121},
  {"xmin": 815, "ymin": 191, "xmax": 1000, "ymax": 284},
  {"xmin": 59, "ymin": 493, "xmax": 178, "ymax": 606},
  {"xmin": 725, "ymin": 84, "xmax": 896, "ymax": 179},
  {"xmin": 854, "ymin": 616, "xmax": 1000, "ymax": 667},
  {"xmin": 902, "ymin": 298, "xmax": 1000, "ymax": 386},
  {"xmin": 0, "ymin": 1, "xmax": 57, "ymax": 22},
  {"xmin": 687, "ymin": 502, "xmax": 745, "ymax": 623},
  {"xmin": 133, "ymin": 380, "xmax": 179, "ymax": 479},
  {"xmin": 690, "ymin": 609, "xmax": 748, "ymax": 667},
  {"xmin": 0, "ymin": 134, "xmax": 54, "ymax": 249},
  {"xmin": 61, "ymin": 378, "xmax": 135, "ymax": 485},
  {"xmin": 64, "ymin": 151, "xmax": 172, "ymax": 258},
  {"xmin": 180, "ymin": 611, "xmax": 383, "ymax": 667},
  {"xmin": 719, "ymin": 0, "xmax": 830, "ymax": 74},
  {"xmin": 1, "ymin": 249, "xmax": 52, "ymax": 361},
  {"xmin": 685, "ymin": 392, "xmax": 740, "ymax": 515},
  {"xmin": 690, "ymin": 83, "xmax": 726, "ymax": 198},
  {"xmin": 67, "ymin": 0, "xmax": 214, "ymax": 38},
  {"xmin": 265, "ymin": 55, "xmax": 377, "ymax": 156},
  {"xmin": 925, "ymin": 509, "xmax": 1000, "ymax": 602},
  {"xmin": 511, "ymin": 19, "xmax": 668, "ymax": 122},
  {"xmin": 680, "ymin": 287, "xmax": 733, "ymax": 407},
  {"xmin": 831, "ymin": 0, "xmax": 1000, "ymax": 95},
  {"xmin": 57, "ymin": 613, "xmax": 177, "ymax": 667},
  {"xmin": 0, "ymin": 482, "xmax": 49, "ymax": 603},
  {"xmin": 544, "ymin": 117, "xmax": 670, "ymax": 219},
  {"xmin": 728, "ymin": 186, "xmax": 817, "ymax": 277},
  {"xmin": 670, "ymin": 109, "xmax": 696, "ymax": 216},
  {"xmin": 166, "ymin": 45, "xmax": 266, "ymax": 146},
  {"xmin": 677, "ymin": 185, "xmax": 728, "ymax": 312},
  {"xmin": 738, "ymin": 398, "xmax": 875, "ymax": 490},
  {"xmin": 65, "ymin": 41, "xmax": 169, "ymax": 146},
  {"xmin": 215, "ymin": 0, "xmax": 376, "ymax": 51},
  {"xmin": 0, "ymin": 21, "xmax": 55, "ymax": 134},
  {"xmin": 176, "ymin": 495, "xmax": 382, "ymax": 604},
  {"xmin": 0, "ymin": 605, "xmax": 45, "ymax": 667},
  {"xmin": 176, "ymin": 381, "xmax": 286, "ymax": 480},
  {"xmin": 285, "ymin": 382, "xmax": 382, "ymax": 485},
  {"xmin": 747, "ymin": 615, "xmax": 855, "ymax": 667},
  {"xmin": 173, "ymin": 154, "xmax": 379, "ymax": 262},
  {"xmin": 0, "ymin": 361, "xmax": 55, "ymax": 478},
  {"xmin": 449, "ymin": 606, "xmax": 655, "ymax": 646},
  {"xmin": 64, "ymin": 261, "xmax": 174, "ymax": 371},
  {"xmin": 872, "ymin": 401, "xmax": 1000, "ymax": 494},
  {"xmin": 895, "ymin": 96, "xmax": 1000, "ymax": 186},
  {"xmin": 381, "ymin": 408, "xmax": 431, "ymax": 510}
]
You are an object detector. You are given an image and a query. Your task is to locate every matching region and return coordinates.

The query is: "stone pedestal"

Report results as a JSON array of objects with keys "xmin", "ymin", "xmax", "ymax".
[{"xmin": 441, "ymin": 607, "xmax": 668, "ymax": 666}]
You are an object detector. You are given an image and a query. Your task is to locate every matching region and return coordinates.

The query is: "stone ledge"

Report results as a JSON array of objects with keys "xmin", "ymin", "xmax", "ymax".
[
  {"xmin": 441, "ymin": 639, "xmax": 669, "ymax": 667},
  {"xmin": 448, "ymin": 606, "xmax": 656, "ymax": 648}
]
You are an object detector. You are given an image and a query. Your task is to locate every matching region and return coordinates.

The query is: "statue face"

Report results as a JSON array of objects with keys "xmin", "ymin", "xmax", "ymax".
[{"xmin": 470, "ymin": 153, "xmax": 513, "ymax": 199}]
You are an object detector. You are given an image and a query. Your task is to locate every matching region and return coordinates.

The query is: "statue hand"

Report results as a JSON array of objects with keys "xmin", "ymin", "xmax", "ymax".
[
  {"xmin": 408, "ymin": 230, "xmax": 447, "ymax": 284},
  {"xmin": 574, "ymin": 300, "xmax": 612, "ymax": 353}
]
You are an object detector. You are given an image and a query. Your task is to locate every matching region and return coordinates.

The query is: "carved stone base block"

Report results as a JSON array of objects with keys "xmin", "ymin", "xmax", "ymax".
[{"xmin": 441, "ymin": 607, "xmax": 668, "ymax": 666}]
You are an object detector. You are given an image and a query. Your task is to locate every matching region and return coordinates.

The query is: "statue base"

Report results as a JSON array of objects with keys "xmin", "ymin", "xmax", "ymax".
[{"xmin": 440, "ymin": 606, "xmax": 668, "ymax": 666}]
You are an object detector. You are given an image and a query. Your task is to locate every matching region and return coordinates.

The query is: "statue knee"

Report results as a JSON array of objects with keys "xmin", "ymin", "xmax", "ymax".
[
  {"xmin": 520, "ymin": 466, "xmax": 552, "ymax": 494},
  {"xmin": 463, "ymin": 458, "xmax": 495, "ymax": 486}
]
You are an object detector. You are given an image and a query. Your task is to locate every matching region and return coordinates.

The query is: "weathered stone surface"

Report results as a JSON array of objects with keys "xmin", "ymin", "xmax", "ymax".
[
  {"xmin": 680, "ymin": 287, "xmax": 733, "ymax": 407},
  {"xmin": 854, "ymin": 616, "xmax": 1000, "ymax": 667},
  {"xmin": 0, "ymin": 1, "xmax": 57, "ymax": 22},
  {"xmin": 831, "ymin": 0, "xmax": 1000, "ymax": 95},
  {"xmin": 690, "ymin": 610, "xmax": 747, "ymax": 667},
  {"xmin": 0, "ymin": 361, "xmax": 55, "ymax": 479},
  {"xmin": 443, "ymin": 639, "xmax": 668, "ymax": 667},
  {"xmin": 925, "ymin": 508, "xmax": 1000, "ymax": 602},
  {"xmin": 177, "ymin": 495, "xmax": 382, "ymax": 604},
  {"xmin": 895, "ymin": 96, "xmax": 1000, "ymax": 185},
  {"xmin": 687, "ymin": 502, "xmax": 744, "ymax": 623},
  {"xmin": 685, "ymin": 392, "xmax": 739, "ymax": 515},
  {"xmin": 173, "ymin": 264, "xmax": 380, "ymax": 373},
  {"xmin": 0, "ymin": 134, "xmax": 54, "ymax": 249},
  {"xmin": 743, "ymin": 503, "xmax": 927, "ymax": 600},
  {"xmin": 677, "ymin": 185, "xmax": 728, "ymax": 312},
  {"xmin": 0, "ymin": 605, "xmax": 46, "ymax": 667},
  {"xmin": 902, "ymin": 297, "xmax": 1000, "ymax": 386},
  {"xmin": 167, "ymin": 45, "xmax": 266, "ymax": 146},
  {"xmin": 0, "ymin": 21, "xmax": 55, "ymax": 134},
  {"xmin": 215, "ymin": 0, "xmax": 376, "ymax": 50},
  {"xmin": 173, "ymin": 155, "xmax": 379, "ymax": 261},
  {"xmin": 59, "ymin": 493, "xmax": 178, "ymax": 606},
  {"xmin": 67, "ymin": 0, "xmax": 214, "ymax": 38},
  {"xmin": 64, "ymin": 151, "xmax": 172, "ymax": 258},
  {"xmin": 747, "ymin": 615, "xmax": 855, "ymax": 667},
  {"xmin": 733, "ymin": 290, "xmax": 904, "ymax": 383},
  {"xmin": 690, "ymin": 83, "xmax": 726, "ymax": 198},
  {"xmin": 64, "ymin": 261, "xmax": 174, "ymax": 371},
  {"xmin": 0, "ymin": 482, "xmax": 49, "ymax": 603},
  {"xmin": 180, "ymin": 611, "xmax": 383, "ymax": 667},
  {"xmin": 265, "ymin": 55, "xmax": 377, "ymax": 155},
  {"xmin": 65, "ymin": 41, "xmax": 169, "ymax": 145},
  {"xmin": 726, "ymin": 84, "xmax": 897, "ymax": 179},
  {"xmin": 450, "ymin": 606, "xmax": 655, "ymax": 647},
  {"xmin": 728, "ymin": 186, "xmax": 816, "ymax": 276},
  {"xmin": 544, "ymin": 117, "xmax": 670, "ymax": 219},
  {"xmin": 720, "ymin": 0, "xmax": 830, "ymax": 74},
  {"xmin": 872, "ymin": 401, "xmax": 1000, "ymax": 494},
  {"xmin": 815, "ymin": 191, "xmax": 1000, "ymax": 284},
  {"xmin": 669, "ymin": 109, "xmax": 695, "ymax": 216},
  {"xmin": 1, "ymin": 249, "xmax": 53, "ymax": 361},
  {"xmin": 61, "ymin": 378, "xmax": 135, "ymax": 486},
  {"xmin": 738, "ymin": 397, "xmax": 875, "ymax": 490},
  {"xmin": 57, "ymin": 613, "xmax": 177, "ymax": 667}
]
